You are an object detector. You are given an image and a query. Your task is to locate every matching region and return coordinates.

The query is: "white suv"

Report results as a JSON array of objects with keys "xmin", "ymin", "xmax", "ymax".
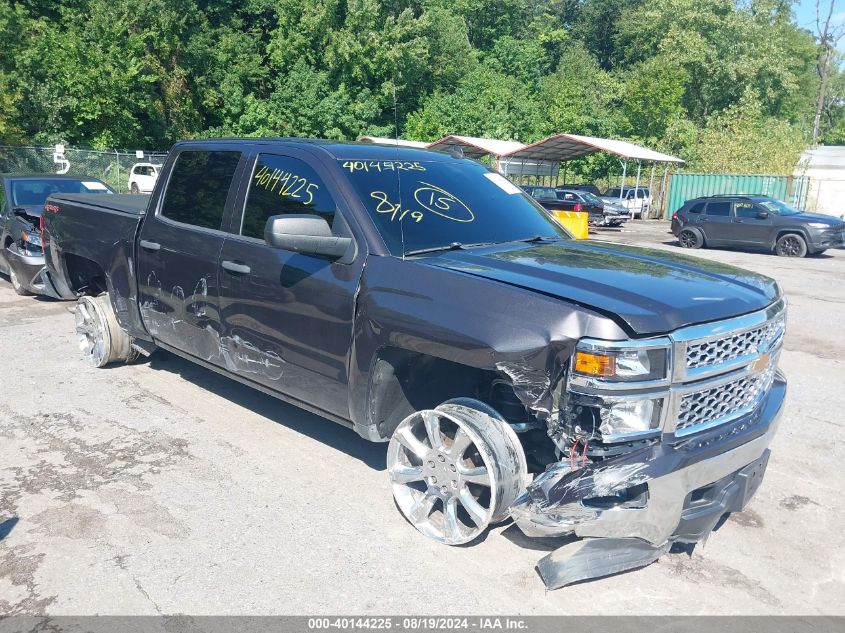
[
  {"xmin": 128, "ymin": 163, "xmax": 162, "ymax": 194},
  {"xmin": 602, "ymin": 187, "xmax": 651, "ymax": 219}
]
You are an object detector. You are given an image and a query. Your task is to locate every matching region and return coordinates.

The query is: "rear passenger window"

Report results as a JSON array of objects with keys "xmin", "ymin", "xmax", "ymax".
[
  {"xmin": 705, "ymin": 201, "xmax": 731, "ymax": 216},
  {"xmin": 688, "ymin": 202, "xmax": 705, "ymax": 214},
  {"xmin": 241, "ymin": 154, "xmax": 337, "ymax": 240},
  {"xmin": 160, "ymin": 150, "xmax": 241, "ymax": 230}
]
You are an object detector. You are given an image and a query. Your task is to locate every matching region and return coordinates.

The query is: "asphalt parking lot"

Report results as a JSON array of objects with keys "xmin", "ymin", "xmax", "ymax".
[{"xmin": 1, "ymin": 221, "xmax": 843, "ymax": 615}]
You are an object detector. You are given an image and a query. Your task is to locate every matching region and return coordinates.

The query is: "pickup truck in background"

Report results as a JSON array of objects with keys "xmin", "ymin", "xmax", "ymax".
[
  {"xmin": 0, "ymin": 174, "xmax": 113, "ymax": 295},
  {"xmin": 42, "ymin": 139, "xmax": 787, "ymax": 588},
  {"xmin": 602, "ymin": 186, "xmax": 651, "ymax": 219},
  {"xmin": 521, "ymin": 184, "xmax": 604, "ymax": 224}
]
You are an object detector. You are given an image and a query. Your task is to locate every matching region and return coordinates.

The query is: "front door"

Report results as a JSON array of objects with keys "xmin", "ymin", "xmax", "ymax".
[
  {"xmin": 730, "ymin": 201, "xmax": 774, "ymax": 245},
  {"xmin": 136, "ymin": 148, "xmax": 244, "ymax": 363},
  {"xmin": 217, "ymin": 151, "xmax": 364, "ymax": 419}
]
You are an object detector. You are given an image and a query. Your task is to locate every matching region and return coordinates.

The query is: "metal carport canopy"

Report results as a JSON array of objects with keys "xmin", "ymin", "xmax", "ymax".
[
  {"xmin": 426, "ymin": 135, "xmax": 526, "ymax": 159},
  {"xmin": 500, "ymin": 133, "xmax": 684, "ymax": 164}
]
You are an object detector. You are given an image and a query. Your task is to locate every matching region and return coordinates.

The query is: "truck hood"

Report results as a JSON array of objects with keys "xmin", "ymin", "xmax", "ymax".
[
  {"xmin": 423, "ymin": 240, "xmax": 780, "ymax": 335},
  {"xmin": 13, "ymin": 204, "xmax": 43, "ymax": 217}
]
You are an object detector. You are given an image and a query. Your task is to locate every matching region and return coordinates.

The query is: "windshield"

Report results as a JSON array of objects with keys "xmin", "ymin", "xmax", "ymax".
[
  {"xmin": 758, "ymin": 198, "xmax": 801, "ymax": 216},
  {"xmin": 339, "ymin": 158, "xmax": 567, "ymax": 255},
  {"xmin": 578, "ymin": 191, "xmax": 602, "ymax": 204},
  {"xmin": 11, "ymin": 178, "xmax": 113, "ymax": 206},
  {"xmin": 604, "ymin": 188, "xmax": 622, "ymax": 197}
]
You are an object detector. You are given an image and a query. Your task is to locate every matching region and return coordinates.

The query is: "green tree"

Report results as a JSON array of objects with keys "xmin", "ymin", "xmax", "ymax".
[{"xmin": 688, "ymin": 88, "xmax": 805, "ymax": 174}]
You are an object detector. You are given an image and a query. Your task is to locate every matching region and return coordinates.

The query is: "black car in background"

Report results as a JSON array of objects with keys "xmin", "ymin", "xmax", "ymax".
[
  {"xmin": 0, "ymin": 174, "xmax": 114, "ymax": 294},
  {"xmin": 521, "ymin": 185, "xmax": 607, "ymax": 225},
  {"xmin": 671, "ymin": 194, "xmax": 845, "ymax": 257}
]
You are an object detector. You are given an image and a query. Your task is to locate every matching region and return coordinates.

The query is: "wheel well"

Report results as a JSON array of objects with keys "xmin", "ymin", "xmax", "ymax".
[
  {"xmin": 367, "ymin": 348, "xmax": 533, "ymax": 441},
  {"xmin": 775, "ymin": 229, "xmax": 806, "ymax": 243},
  {"xmin": 64, "ymin": 254, "xmax": 108, "ymax": 295}
]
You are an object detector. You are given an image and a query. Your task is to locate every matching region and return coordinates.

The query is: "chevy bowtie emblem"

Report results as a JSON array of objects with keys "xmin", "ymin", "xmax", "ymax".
[{"xmin": 751, "ymin": 352, "xmax": 771, "ymax": 372}]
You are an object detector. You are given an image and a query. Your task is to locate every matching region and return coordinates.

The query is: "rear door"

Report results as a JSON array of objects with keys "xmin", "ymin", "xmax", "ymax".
[
  {"xmin": 700, "ymin": 199, "xmax": 735, "ymax": 245},
  {"xmin": 216, "ymin": 149, "xmax": 365, "ymax": 419},
  {"xmin": 730, "ymin": 200, "xmax": 774, "ymax": 246},
  {"xmin": 136, "ymin": 147, "xmax": 246, "ymax": 363}
]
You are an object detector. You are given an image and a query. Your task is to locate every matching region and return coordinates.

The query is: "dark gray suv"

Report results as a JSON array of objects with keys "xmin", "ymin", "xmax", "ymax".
[{"xmin": 671, "ymin": 194, "xmax": 845, "ymax": 257}]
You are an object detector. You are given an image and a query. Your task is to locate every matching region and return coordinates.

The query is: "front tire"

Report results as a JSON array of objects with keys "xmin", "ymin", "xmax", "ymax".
[
  {"xmin": 775, "ymin": 233, "xmax": 807, "ymax": 257},
  {"xmin": 74, "ymin": 294, "xmax": 136, "ymax": 367},
  {"xmin": 9, "ymin": 268, "xmax": 32, "ymax": 296},
  {"xmin": 679, "ymin": 228, "xmax": 703, "ymax": 249},
  {"xmin": 130, "ymin": 183, "xmax": 139, "ymax": 194},
  {"xmin": 386, "ymin": 398, "xmax": 527, "ymax": 545}
]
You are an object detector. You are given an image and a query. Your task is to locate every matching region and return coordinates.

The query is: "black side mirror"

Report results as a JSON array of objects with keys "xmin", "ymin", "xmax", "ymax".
[
  {"xmin": 756, "ymin": 210, "xmax": 769, "ymax": 219},
  {"xmin": 264, "ymin": 214, "xmax": 353, "ymax": 259}
]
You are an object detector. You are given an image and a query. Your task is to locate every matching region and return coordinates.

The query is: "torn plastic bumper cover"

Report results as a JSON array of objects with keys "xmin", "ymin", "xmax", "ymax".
[{"xmin": 509, "ymin": 371, "xmax": 786, "ymax": 588}]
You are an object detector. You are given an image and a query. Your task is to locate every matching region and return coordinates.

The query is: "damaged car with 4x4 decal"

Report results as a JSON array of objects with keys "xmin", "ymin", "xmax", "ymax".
[{"xmin": 39, "ymin": 139, "xmax": 787, "ymax": 588}]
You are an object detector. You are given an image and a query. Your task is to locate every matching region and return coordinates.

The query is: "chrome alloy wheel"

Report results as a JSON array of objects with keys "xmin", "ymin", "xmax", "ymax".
[
  {"xmin": 75, "ymin": 296, "xmax": 110, "ymax": 367},
  {"xmin": 387, "ymin": 400, "xmax": 527, "ymax": 545}
]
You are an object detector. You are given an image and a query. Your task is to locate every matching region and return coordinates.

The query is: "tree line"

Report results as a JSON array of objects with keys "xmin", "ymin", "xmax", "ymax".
[{"xmin": 0, "ymin": 0, "xmax": 841, "ymax": 176}]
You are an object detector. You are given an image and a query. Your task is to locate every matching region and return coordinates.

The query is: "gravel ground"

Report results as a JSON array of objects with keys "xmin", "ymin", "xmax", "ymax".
[{"xmin": 0, "ymin": 222, "xmax": 843, "ymax": 615}]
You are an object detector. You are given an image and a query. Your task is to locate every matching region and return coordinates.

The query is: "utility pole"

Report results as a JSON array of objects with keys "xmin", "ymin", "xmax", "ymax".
[{"xmin": 813, "ymin": 0, "xmax": 845, "ymax": 146}]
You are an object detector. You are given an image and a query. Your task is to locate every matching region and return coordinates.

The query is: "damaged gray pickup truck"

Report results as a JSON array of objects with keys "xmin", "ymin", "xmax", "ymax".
[{"xmin": 41, "ymin": 139, "xmax": 787, "ymax": 588}]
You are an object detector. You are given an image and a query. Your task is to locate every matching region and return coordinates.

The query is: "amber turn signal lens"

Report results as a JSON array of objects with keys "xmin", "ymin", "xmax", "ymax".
[{"xmin": 574, "ymin": 351, "xmax": 616, "ymax": 377}]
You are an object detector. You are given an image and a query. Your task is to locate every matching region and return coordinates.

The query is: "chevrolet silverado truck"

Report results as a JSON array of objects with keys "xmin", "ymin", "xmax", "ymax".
[
  {"xmin": 0, "ymin": 174, "xmax": 114, "ymax": 295},
  {"xmin": 41, "ymin": 139, "xmax": 787, "ymax": 588}
]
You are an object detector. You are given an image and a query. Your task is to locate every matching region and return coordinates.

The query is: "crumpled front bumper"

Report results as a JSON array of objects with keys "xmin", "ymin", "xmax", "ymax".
[
  {"xmin": 4, "ymin": 245, "xmax": 47, "ymax": 294},
  {"xmin": 509, "ymin": 371, "xmax": 786, "ymax": 587}
]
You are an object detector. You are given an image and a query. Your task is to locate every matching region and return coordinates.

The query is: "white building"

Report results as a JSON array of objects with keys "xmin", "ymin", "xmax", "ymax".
[{"xmin": 795, "ymin": 146, "xmax": 845, "ymax": 218}]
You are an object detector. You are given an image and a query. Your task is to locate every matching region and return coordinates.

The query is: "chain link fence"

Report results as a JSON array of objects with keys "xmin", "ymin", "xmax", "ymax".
[{"xmin": 0, "ymin": 145, "xmax": 169, "ymax": 193}]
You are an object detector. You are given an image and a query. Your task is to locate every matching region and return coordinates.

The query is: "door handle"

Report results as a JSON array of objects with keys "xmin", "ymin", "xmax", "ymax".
[
  {"xmin": 139, "ymin": 240, "xmax": 161, "ymax": 251},
  {"xmin": 221, "ymin": 260, "xmax": 251, "ymax": 275},
  {"xmin": 699, "ymin": 217, "xmax": 708, "ymax": 222}
]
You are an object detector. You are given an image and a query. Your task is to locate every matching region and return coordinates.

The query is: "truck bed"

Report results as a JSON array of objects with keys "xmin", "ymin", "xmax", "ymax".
[
  {"xmin": 49, "ymin": 193, "xmax": 148, "ymax": 215},
  {"xmin": 42, "ymin": 193, "xmax": 148, "ymax": 336}
]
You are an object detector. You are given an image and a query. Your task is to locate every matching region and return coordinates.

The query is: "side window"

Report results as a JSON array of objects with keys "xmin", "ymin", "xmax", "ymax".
[
  {"xmin": 563, "ymin": 193, "xmax": 576, "ymax": 200},
  {"xmin": 627, "ymin": 190, "xmax": 636, "ymax": 200},
  {"xmin": 734, "ymin": 201, "xmax": 756, "ymax": 218},
  {"xmin": 688, "ymin": 202, "xmax": 705, "ymax": 214},
  {"xmin": 160, "ymin": 150, "xmax": 241, "ymax": 230},
  {"xmin": 241, "ymin": 154, "xmax": 337, "ymax": 240},
  {"xmin": 705, "ymin": 201, "xmax": 731, "ymax": 216}
]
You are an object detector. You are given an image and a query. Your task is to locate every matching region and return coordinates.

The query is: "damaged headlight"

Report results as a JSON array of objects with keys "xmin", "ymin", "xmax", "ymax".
[
  {"xmin": 572, "ymin": 338, "xmax": 670, "ymax": 384},
  {"xmin": 597, "ymin": 396, "xmax": 663, "ymax": 439},
  {"xmin": 566, "ymin": 338, "xmax": 672, "ymax": 442},
  {"xmin": 19, "ymin": 230, "xmax": 43, "ymax": 256}
]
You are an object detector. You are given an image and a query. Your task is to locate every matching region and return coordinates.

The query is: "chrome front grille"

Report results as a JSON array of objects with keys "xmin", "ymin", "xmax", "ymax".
[
  {"xmin": 676, "ymin": 366, "xmax": 776, "ymax": 435},
  {"xmin": 685, "ymin": 313, "xmax": 785, "ymax": 371},
  {"xmin": 667, "ymin": 299, "xmax": 785, "ymax": 436}
]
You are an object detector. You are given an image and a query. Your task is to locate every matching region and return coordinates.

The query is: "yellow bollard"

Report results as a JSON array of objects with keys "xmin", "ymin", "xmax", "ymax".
[{"xmin": 551, "ymin": 210, "xmax": 589, "ymax": 239}]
